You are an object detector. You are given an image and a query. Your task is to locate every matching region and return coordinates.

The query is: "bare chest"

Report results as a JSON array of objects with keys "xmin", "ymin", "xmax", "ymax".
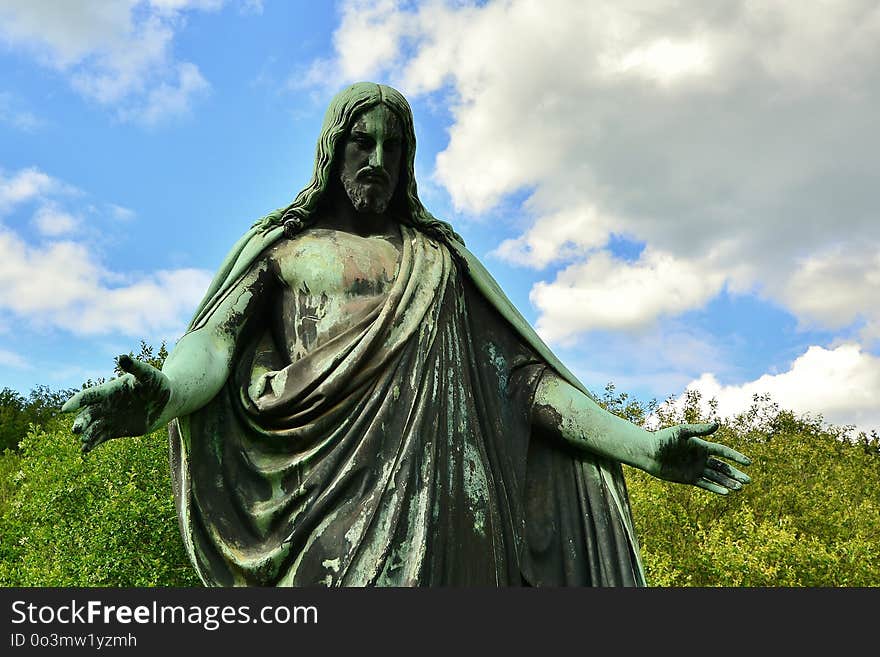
[{"xmin": 270, "ymin": 229, "xmax": 401, "ymax": 355}]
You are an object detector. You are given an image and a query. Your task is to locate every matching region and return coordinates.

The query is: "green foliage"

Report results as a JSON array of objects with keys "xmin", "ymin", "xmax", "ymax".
[
  {"xmin": 597, "ymin": 382, "xmax": 658, "ymax": 426},
  {"xmin": 81, "ymin": 340, "xmax": 169, "ymax": 389},
  {"xmin": 0, "ymin": 386, "xmax": 77, "ymax": 452},
  {"xmin": 619, "ymin": 389, "xmax": 880, "ymax": 586},
  {"xmin": 0, "ymin": 415, "xmax": 198, "ymax": 586},
  {"xmin": 0, "ymin": 417, "xmax": 198, "ymax": 586},
  {"xmin": 0, "ymin": 449, "xmax": 21, "ymax": 517},
  {"xmin": 0, "ymin": 341, "xmax": 192, "ymax": 586},
  {"xmin": 1, "ymin": 365, "xmax": 877, "ymax": 586}
]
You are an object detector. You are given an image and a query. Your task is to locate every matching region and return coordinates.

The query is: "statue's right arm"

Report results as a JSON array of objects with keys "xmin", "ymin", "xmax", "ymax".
[
  {"xmin": 63, "ymin": 253, "xmax": 276, "ymax": 452},
  {"xmin": 153, "ymin": 255, "xmax": 275, "ymax": 427}
]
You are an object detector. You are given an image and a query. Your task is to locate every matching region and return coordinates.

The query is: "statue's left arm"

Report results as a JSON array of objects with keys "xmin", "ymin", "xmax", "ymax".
[{"xmin": 531, "ymin": 372, "xmax": 751, "ymax": 494}]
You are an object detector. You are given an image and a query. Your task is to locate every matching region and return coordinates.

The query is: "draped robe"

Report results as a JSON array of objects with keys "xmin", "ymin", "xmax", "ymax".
[{"xmin": 169, "ymin": 223, "xmax": 646, "ymax": 586}]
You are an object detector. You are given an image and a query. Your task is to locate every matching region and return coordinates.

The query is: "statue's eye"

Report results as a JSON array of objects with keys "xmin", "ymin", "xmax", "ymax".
[{"xmin": 351, "ymin": 134, "xmax": 372, "ymax": 148}]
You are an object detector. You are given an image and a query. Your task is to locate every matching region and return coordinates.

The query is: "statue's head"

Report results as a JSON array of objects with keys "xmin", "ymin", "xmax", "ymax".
[
  {"xmin": 274, "ymin": 82, "xmax": 463, "ymax": 246},
  {"xmin": 337, "ymin": 97, "xmax": 404, "ymax": 215}
]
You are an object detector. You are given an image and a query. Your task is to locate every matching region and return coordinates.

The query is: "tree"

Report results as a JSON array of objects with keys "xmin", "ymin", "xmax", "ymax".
[
  {"xmin": 0, "ymin": 386, "xmax": 77, "ymax": 452},
  {"xmin": 623, "ymin": 390, "xmax": 880, "ymax": 586}
]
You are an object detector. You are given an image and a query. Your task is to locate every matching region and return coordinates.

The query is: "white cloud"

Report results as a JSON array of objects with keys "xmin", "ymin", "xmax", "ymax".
[
  {"xmin": 0, "ymin": 0, "xmax": 219, "ymax": 123},
  {"xmin": 0, "ymin": 226, "xmax": 211, "ymax": 336},
  {"xmin": 150, "ymin": 0, "xmax": 224, "ymax": 13},
  {"xmin": 531, "ymin": 248, "xmax": 725, "ymax": 342},
  {"xmin": 33, "ymin": 204, "xmax": 80, "ymax": 236},
  {"xmin": 605, "ymin": 38, "xmax": 712, "ymax": 84},
  {"xmin": 0, "ymin": 166, "xmax": 211, "ymax": 337},
  {"xmin": 492, "ymin": 202, "xmax": 617, "ymax": 269},
  {"xmin": 306, "ymin": 0, "xmax": 412, "ymax": 89},
  {"xmin": 238, "ymin": 0, "xmax": 264, "ymax": 14},
  {"xmin": 313, "ymin": 0, "xmax": 880, "ymax": 340},
  {"xmin": 0, "ymin": 0, "xmax": 136, "ymax": 66},
  {"xmin": 562, "ymin": 321, "xmax": 733, "ymax": 401},
  {"xmin": 0, "ymin": 349, "xmax": 30, "ymax": 369},
  {"xmin": 1, "ymin": 166, "xmax": 132, "ymax": 230},
  {"xmin": 769, "ymin": 246, "xmax": 880, "ymax": 339},
  {"xmin": 122, "ymin": 61, "xmax": 210, "ymax": 126},
  {"xmin": 0, "ymin": 168, "xmax": 60, "ymax": 214},
  {"xmin": 681, "ymin": 344, "xmax": 880, "ymax": 434}
]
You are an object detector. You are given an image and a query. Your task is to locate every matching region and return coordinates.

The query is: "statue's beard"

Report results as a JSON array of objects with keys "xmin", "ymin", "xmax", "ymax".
[{"xmin": 340, "ymin": 168, "xmax": 393, "ymax": 214}]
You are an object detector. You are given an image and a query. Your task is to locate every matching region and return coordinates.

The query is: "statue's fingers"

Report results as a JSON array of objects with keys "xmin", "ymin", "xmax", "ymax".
[
  {"xmin": 677, "ymin": 422, "xmax": 719, "ymax": 439},
  {"xmin": 706, "ymin": 442, "xmax": 751, "ymax": 466},
  {"xmin": 62, "ymin": 389, "xmax": 102, "ymax": 413},
  {"xmin": 708, "ymin": 457, "xmax": 751, "ymax": 484},
  {"xmin": 702, "ymin": 467, "xmax": 742, "ymax": 491},
  {"xmin": 696, "ymin": 478, "xmax": 729, "ymax": 495},
  {"xmin": 71, "ymin": 408, "xmax": 95, "ymax": 434},
  {"xmin": 117, "ymin": 354, "xmax": 161, "ymax": 386},
  {"xmin": 61, "ymin": 392, "xmax": 80, "ymax": 413},
  {"xmin": 81, "ymin": 420, "xmax": 109, "ymax": 453},
  {"xmin": 61, "ymin": 386, "xmax": 107, "ymax": 413}
]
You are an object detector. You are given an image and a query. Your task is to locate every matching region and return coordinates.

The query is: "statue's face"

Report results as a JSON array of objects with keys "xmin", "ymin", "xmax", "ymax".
[{"xmin": 339, "ymin": 104, "xmax": 403, "ymax": 214}]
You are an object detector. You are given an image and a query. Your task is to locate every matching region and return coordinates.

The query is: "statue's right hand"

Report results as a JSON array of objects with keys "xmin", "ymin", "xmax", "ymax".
[{"xmin": 62, "ymin": 355, "xmax": 172, "ymax": 453}]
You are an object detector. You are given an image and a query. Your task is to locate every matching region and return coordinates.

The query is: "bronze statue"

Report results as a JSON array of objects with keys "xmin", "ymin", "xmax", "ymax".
[{"xmin": 63, "ymin": 82, "xmax": 750, "ymax": 586}]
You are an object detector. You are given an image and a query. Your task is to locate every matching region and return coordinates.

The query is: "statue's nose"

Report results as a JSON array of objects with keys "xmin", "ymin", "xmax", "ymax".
[{"xmin": 369, "ymin": 143, "xmax": 385, "ymax": 169}]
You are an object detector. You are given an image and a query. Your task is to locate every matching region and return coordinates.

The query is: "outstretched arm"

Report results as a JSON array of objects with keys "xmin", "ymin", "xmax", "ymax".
[
  {"xmin": 532, "ymin": 371, "xmax": 751, "ymax": 494},
  {"xmin": 63, "ymin": 254, "xmax": 275, "ymax": 452}
]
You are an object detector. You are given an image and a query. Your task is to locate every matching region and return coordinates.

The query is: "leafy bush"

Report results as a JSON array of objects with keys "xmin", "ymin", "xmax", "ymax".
[
  {"xmin": 0, "ymin": 416, "xmax": 197, "ymax": 586},
  {"xmin": 620, "ymin": 390, "xmax": 880, "ymax": 586},
  {"xmin": 0, "ymin": 386, "xmax": 77, "ymax": 452}
]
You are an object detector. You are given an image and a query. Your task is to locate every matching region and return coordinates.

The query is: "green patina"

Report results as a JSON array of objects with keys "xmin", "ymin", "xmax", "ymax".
[{"xmin": 62, "ymin": 81, "xmax": 752, "ymax": 587}]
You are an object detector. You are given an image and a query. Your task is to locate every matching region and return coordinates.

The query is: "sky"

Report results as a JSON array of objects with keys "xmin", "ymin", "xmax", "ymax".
[{"xmin": 0, "ymin": 0, "xmax": 878, "ymax": 433}]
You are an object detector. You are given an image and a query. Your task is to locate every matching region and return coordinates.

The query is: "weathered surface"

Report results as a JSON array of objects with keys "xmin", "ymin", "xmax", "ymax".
[
  {"xmin": 172, "ymin": 226, "xmax": 545, "ymax": 585},
  {"xmin": 64, "ymin": 81, "xmax": 751, "ymax": 587}
]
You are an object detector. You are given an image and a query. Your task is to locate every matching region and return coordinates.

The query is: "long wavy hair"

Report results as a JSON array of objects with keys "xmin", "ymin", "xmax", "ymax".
[{"xmin": 256, "ymin": 82, "xmax": 463, "ymax": 247}]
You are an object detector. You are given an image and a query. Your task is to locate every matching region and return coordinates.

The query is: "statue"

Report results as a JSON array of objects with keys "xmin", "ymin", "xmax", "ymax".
[{"xmin": 62, "ymin": 82, "xmax": 750, "ymax": 586}]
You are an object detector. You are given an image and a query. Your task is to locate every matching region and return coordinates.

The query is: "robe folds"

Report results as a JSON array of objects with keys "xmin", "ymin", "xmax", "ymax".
[{"xmin": 169, "ymin": 221, "xmax": 646, "ymax": 586}]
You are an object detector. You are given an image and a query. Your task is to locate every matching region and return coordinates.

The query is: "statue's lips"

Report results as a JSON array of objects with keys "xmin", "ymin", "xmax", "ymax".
[{"xmin": 358, "ymin": 172, "xmax": 390, "ymax": 186}]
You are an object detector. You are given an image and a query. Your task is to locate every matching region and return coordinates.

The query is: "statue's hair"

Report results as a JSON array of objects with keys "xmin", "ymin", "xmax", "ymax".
[{"xmin": 257, "ymin": 81, "xmax": 463, "ymax": 246}]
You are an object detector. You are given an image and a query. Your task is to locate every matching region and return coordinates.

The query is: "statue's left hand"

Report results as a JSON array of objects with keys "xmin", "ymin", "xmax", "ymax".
[{"xmin": 644, "ymin": 423, "xmax": 751, "ymax": 495}]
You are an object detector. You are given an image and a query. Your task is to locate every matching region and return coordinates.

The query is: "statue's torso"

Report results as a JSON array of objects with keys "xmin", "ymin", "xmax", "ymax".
[{"xmin": 268, "ymin": 228, "xmax": 401, "ymax": 361}]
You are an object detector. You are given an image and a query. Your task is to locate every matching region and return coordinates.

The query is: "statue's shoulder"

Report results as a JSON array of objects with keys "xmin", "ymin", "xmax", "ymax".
[{"xmin": 265, "ymin": 229, "xmax": 338, "ymax": 284}]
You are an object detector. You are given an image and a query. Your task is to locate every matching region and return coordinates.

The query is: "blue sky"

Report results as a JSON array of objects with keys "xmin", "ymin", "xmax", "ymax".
[{"xmin": 1, "ymin": 1, "xmax": 878, "ymax": 432}]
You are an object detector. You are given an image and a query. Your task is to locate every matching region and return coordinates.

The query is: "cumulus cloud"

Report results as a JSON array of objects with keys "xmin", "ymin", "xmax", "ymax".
[
  {"xmin": 0, "ymin": 225, "xmax": 211, "ymax": 336},
  {"xmin": 770, "ymin": 246, "xmax": 880, "ymax": 341},
  {"xmin": 32, "ymin": 203, "xmax": 80, "ymax": 236},
  {"xmin": 492, "ymin": 202, "xmax": 619, "ymax": 269},
  {"xmin": 303, "ymin": 0, "xmax": 412, "ymax": 90},
  {"xmin": 121, "ymin": 61, "xmax": 210, "ymax": 126},
  {"xmin": 312, "ymin": 0, "xmax": 880, "ymax": 341},
  {"xmin": 680, "ymin": 344, "xmax": 880, "ymax": 434},
  {"xmin": 0, "ymin": 166, "xmax": 211, "ymax": 336},
  {"xmin": 531, "ymin": 248, "xmax": 726, "ymax": 341},
  {"xmin": 0, "ymin": 349, "xmax": 30, "ymax": 369},
  {"xmin": 0, "ymin": 0, "xmax": 221, "ymax": 123},
  {"xmin": 0, "ymin": 167, "xmax": 62, "ymax": 214}
]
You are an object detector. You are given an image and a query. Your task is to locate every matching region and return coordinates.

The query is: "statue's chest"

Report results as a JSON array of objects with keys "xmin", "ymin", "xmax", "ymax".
[{"xmin": 273, "ymin": 230, "xmax": 401, "ymax": 356}]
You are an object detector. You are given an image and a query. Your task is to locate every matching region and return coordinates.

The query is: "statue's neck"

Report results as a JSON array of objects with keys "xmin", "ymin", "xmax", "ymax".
[{"xmin": 317, "ymin": 192, "xmax": 399, "ymax": 240}]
